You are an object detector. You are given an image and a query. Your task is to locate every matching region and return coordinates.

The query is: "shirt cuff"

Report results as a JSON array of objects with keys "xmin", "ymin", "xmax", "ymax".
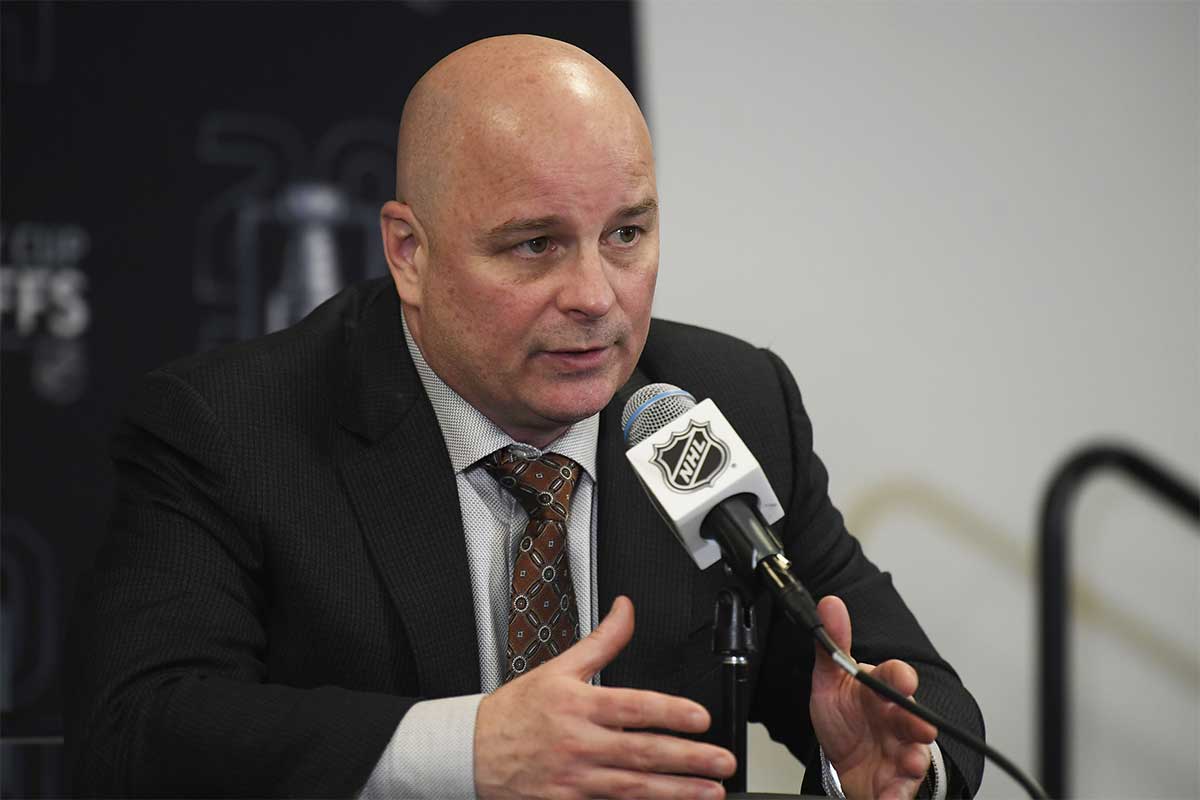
[
  {"xmin": 819, "ymin": 741, "xmax": 946, "ymax": 800},
  {"xmin": 360, "ymin": 694, "xmax": 484, "ymax": 800}
]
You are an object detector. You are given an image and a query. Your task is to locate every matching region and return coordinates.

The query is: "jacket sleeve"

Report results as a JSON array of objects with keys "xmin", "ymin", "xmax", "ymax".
[
  {"xmin": 65, "ymin": 369, "xmax": 412, "ymax": 797},
  {"xmin": 749, "ymin": 349, "xmax": 986, "ymax": 798}
]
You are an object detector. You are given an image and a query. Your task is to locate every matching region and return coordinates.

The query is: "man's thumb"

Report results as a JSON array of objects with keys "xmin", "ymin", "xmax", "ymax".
[
  {"xmin": 558, "ymin": 595, "xmax": 635, "ymax": 681},
  {"xmin": 813, "ymin": 595, "xmax": 853, "ymax": 681}
]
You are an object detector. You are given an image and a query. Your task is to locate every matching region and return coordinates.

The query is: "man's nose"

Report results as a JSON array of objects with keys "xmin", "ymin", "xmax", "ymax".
[{"xmin": 557, "ymin": 246, "xmax": 616, "ymax": 319}]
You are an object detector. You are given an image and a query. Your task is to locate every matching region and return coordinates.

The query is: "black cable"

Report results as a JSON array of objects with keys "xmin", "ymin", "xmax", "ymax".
[
  {"xmin": 813, "ymin": 626, "xmax": 1049, "ymax": 800},
  {"xmin": 760, "ymin": 554, "xmax": 1049, "ymax": 800}
]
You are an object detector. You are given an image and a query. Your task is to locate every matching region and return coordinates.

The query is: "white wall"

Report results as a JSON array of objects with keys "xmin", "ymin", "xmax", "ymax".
[{"xmin": 637, "ymin": 2, "xmax": 1199, "ymax": 797}]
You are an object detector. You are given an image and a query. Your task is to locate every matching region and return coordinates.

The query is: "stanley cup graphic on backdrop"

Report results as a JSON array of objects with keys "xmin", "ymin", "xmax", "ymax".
[
  {"xmin": 264, "ymin": 183, "xmax": 348, "ymax": 333},
  {"xmin": 193, "ymin": 113, "xmax": 393, "ymax": 349}
]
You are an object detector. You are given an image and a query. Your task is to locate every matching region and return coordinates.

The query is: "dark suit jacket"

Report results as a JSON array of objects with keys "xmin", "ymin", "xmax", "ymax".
[{"xmin": 67, "ymin": 278, "xmax": 984, "ymax": 797}]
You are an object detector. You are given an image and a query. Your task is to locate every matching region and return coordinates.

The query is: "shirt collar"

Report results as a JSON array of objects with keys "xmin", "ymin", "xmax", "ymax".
[{"xmin": 402, "ymin": 308, "xmax": 599, "ymax": 478}]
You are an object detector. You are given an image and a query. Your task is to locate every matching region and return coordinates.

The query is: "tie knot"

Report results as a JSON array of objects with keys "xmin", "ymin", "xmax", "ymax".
[{"xmin": 483, "ymin": 447, "xmax": 580, "ymax": 521}]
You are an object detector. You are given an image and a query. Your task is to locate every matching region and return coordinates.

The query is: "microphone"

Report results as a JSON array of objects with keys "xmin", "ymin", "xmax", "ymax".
[
  {"xmin": 621, "ymin": 383, "xmax": 822, "ymax": 631},
  {"xmin": 621, "ymin": 382, "xmax": 1049, "ymax": 800}
]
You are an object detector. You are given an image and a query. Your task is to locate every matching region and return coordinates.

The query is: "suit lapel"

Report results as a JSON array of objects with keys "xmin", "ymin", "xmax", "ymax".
[
  {"xmin": 333, "ymin": 287, "xmax": 702, "ymax": 696},
  {"xmin": 596, "ymin": 383, "xmax": 698, "ymax": 692},
  {"xmin": 334, "ymin": 284, "xmax": 481, "ymax": 698}
]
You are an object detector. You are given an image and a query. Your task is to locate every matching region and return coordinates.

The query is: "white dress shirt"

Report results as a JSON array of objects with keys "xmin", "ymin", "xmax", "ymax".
[{"xmin": 361, "ymin": 310, "xmax": 599, "ymax": 799}]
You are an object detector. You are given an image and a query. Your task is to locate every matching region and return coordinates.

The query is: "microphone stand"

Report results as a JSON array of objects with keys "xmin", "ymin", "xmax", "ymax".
[{"xmin": 712, "ymin": 586, "xmax": 755, "ymax": 794}]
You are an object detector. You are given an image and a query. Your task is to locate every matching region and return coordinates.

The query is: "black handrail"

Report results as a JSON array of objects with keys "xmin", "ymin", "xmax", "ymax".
[{"xmin": 1037, "ymin": 443, "xmax": 1200, "ymax": 798}]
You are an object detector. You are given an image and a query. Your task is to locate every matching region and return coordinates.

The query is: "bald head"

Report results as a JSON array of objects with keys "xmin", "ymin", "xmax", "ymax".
[
  {"xmin": 379, "ymin": 36, "xmax": 659, "ymax": 446},
  {"xmin": 395, "ymin": 35, "xmax": 652, "ymax": 238}
]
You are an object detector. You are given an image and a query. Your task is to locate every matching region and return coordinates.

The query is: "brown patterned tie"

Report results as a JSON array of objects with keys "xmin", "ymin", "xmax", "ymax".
[{"xmin": 483, "ymin": 447, "xmax": 582, "ymax": 683}]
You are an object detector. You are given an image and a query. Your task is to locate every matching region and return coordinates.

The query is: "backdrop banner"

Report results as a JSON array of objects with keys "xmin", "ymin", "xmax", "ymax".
[{"xmin": 0, "ymin": 3, "xmax": 639, "ymax": 795}]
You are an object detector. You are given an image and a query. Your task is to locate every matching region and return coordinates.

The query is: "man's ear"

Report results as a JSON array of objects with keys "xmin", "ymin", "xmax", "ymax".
[{"xmin": 380, "ymin": 200, "xmax": 428, "ymax": 306}]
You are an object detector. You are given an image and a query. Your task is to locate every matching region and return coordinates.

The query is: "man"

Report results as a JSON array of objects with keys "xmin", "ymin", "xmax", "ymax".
[{"xmin": 67, "ymin": 35, "xmax": 984, "ymax": 799}]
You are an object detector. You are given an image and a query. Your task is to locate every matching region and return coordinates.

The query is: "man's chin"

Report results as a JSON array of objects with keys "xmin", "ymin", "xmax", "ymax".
[
  {"xmin": 529, "ymin": 383, "xmax": 620, "ymax": 428},
  {"xmin": 534, "ymin": 400, "xmax": 609, "ymax": 428}
]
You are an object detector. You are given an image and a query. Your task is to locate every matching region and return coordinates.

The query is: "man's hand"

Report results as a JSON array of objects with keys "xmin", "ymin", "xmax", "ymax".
[
  {"xmin": 810, "ymin": 596, "xmax": 938, "ymax": 800},
  {"xmin": 473, "ymin": 596, "xmax": 736, "ymax": 800}
]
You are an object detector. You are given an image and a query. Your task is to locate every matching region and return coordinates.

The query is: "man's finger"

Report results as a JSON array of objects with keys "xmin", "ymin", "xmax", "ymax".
[
  {"xmin": 588, "ymin": 686, "xmax": 712, "ymax": 734},
  {"xmin": 572, "ymin": 766, "xmax": 726, "ymax": 800},
  {"xmin": 897, "ymin": 741, "xmax": 934, "ymax": 780},
  {"xmin": 591, "ymin": 729, "xmax": 736, "ymax": 779},
  {"xmin": 872, "ymin": 660, "xmax": 938, "ymax": 744},
  {"xmin": 884, "ymin": 699, "xmax": 938, "ymax": 744},
  {"xmin": 872, "ymin": 659, "xmax": 919, "ymax": 699},
  {"xmin": 553, "ymin": 595, "xmax": 636, "ymax": 680}
]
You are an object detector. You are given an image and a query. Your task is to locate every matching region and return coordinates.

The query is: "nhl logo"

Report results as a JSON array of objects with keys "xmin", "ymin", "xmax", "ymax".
[{"xmin": 650, "ymin": 421, "xmax": 730, "ymax": 492}]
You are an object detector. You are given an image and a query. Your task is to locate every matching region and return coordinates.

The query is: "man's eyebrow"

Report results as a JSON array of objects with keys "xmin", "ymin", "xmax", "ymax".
[
  {"xmin": 479, "ymin": 199, "xmax": 659, "ymax": 246},
  {"xmin": 614, "ymin": 198, "xmax": 659, "ymax": 219},
  {"xmin": 481, "ymin": 216, "xmax": 565, "ymax": 245}
]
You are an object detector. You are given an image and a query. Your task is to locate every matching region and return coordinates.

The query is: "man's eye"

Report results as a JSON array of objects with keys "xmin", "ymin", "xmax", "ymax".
[
  {"xmin": 610, "ymin": 226, "xmax": 641, "ymax": 246},
  {"xmin": 514, "ymin": 237, "xmax": 552, "ymax": 257}
]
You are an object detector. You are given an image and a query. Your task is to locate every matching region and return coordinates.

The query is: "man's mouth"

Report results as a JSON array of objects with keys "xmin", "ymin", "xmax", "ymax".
[{"xmin": 539, "ymin": 345, "xmax": 613, "ymax": 370}]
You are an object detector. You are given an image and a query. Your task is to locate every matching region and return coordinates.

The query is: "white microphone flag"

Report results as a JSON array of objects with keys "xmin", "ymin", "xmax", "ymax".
[{"xmin": 624, "ymin": 398, "xmax": 784, "ymax": 569}]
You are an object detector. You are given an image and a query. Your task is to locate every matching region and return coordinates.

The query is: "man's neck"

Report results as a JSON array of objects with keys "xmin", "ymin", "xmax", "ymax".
[
  {"xmin": 402, "ymin": 307, "xmax": 570, "ymax": 449},
  {"xmin": 500, "ymin": 424, "xmax": 569, "ymax": 451}
]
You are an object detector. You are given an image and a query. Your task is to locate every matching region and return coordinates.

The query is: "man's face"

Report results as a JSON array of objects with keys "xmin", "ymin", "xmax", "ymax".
[{"xmin": 404, "ymin": 107, "xmax": 659, "ymax": 445}]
